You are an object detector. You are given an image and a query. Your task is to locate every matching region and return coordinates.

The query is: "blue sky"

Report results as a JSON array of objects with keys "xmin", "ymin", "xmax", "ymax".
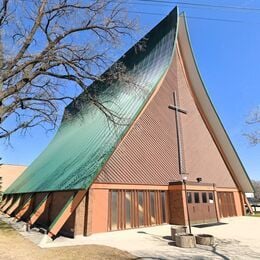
[{"xmin": 1, "ymin": 0, "xmax": 259, "ymax": 180}]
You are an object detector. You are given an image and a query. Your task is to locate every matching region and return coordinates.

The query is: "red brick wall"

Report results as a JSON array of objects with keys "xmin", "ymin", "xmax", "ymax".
[
  {"xmin": 168, "ymin": 188, "xmax": 186, "ymax": 225},
  {"xmin": 88, "ymin": 188, "xmax": 109, "ymax": 234},
  {"xmin": 13, "ymin": 193, "xmax": 32, "ymax": 218},
  {"xmin": 28, "ymin": 191, "xmax": 76, "ymax": 237},
  {"xmin": 49, "ymin": 191, "xmax": 75, "ymax": 237},
  {"xmin": 74, "ymin": 194, "xmax": 87, "ymax": 236},
  {"xmin": 33, "ymin": 193, "xmax": 51, "ymax": 227}
]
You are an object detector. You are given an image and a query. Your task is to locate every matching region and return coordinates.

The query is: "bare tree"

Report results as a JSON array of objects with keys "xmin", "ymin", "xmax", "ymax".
[
  {"xmin": 251, "ymin": 180, "xmax": 260, "ymax": 201},
  {"xmin": 0, "ymin": 0, "xmax": 137, "ymax": 140},
  {"xmin": 245, "ymin": 106, "xmax": 260, "ymax": 145},
  {"xmin": 0, "ymin": 158, "xmax": 2, "ymax": 201}
]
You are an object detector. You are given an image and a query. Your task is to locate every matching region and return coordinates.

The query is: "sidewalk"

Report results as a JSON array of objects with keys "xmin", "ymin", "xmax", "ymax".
[
  {"xmin": 1, "ymin": 214, "xmax": 260, "ymax": 259},
  {"xmin": 47, "ymin": 216, "xmax": 260, "ymax": 259}
]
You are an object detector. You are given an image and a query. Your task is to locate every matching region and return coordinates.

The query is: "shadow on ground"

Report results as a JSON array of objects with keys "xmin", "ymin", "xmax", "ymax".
[
  {"xmin": 193, "ymin": 222, "xmax": 227, "ymax": 228},
  {"xmin": 135, "ymin": 230, "xmax": 260, "ymax": 260}
]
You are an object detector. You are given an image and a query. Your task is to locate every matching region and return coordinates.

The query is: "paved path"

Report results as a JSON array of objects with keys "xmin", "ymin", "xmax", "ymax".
[
  {"xmin": 2, "ymin": 215, "xmax": 260, "ymax": 259},
  {"xmin": 49, "ymin": 216, "xmax": 260, "ymax": 259}
]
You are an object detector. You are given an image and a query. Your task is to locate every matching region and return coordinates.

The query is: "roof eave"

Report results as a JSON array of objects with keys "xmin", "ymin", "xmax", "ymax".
[{"xmin": 177, "ymin": 13, "xmax": 254, "ymax": 193}]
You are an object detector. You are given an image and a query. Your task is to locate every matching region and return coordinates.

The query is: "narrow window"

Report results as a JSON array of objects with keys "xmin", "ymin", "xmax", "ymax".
[
  {"xmin": 187, "ymin": 192, "xmax": 192, "ymax": 203},
  {"xmin": 111, "ymin": 191, "xmax": 118, "ymax": 230},
  {"xmin": 194, "ymin": 192, "xmax": 200, "ymax": 203},
  {"xmin": 209, "ymin": 192, "xmax": 214, "ymax": 203},
  {"xmin": 150, "ymin": 191, "xmax": 156, "ymax": 224},
  {"xmin": 161, "ymin": 191, "xmax": 167, "ymax": 223},
  {"xmin": 125, "ymin": 191, "xmax": 131, "ymax": 229},
  {"xmin": 202, "ymin": 192, "xmax": 207, "ymax": 203},
  {"xmin": 138, "ymin": 191, "xmax": 144, "ymax": 226}
]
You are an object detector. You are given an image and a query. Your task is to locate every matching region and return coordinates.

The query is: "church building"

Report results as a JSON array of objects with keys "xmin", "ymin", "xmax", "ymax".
[{"xmin": 0, "ymin": 7, "xmax": 254, "ymax": 239}]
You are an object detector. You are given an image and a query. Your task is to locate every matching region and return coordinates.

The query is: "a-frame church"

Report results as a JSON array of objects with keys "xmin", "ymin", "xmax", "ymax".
[{"xmin": 0, "ymin": 7, "xmax": 254, "ymax": 239}]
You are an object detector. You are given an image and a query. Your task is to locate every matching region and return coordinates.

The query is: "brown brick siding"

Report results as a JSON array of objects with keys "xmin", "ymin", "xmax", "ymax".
[
  {"xmin": 96, "ymin": 46, "xmax": 237, "ymax": 189},
  {"xmin": 168, "ymin": 189, "xmax": 186, "ymax": 225},
  {"xmin": 176, "ymin": 46, "xmax": 236, "ymax": 188},
  {"xmin": 89, "ymin": 188, "xmax": 109, "ymax": 234},
  {"xmin": 74, "ymin": 194, "xmax": 86, "ymax": 236},
  {"xmin": 96, "ymin": 56, "xmax": 180, "ymax": 185}
]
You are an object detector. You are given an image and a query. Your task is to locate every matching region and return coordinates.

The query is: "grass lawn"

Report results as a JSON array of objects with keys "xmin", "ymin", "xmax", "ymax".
[
  {"xmin": 251, "ymin": 213, "xmax": 260, "ymax": 217},
  {"xmin": 0, "ymin": 220, "xmax": 134, "ymax": 260}
]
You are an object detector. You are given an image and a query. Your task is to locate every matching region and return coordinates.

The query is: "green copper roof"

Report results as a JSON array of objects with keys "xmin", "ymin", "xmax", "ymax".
[{"xmin": 5, "ymin": 7, "xmax": 179, "ymax": 194}]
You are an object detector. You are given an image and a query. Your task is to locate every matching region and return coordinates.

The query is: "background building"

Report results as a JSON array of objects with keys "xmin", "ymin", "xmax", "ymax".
[{"xmin": 0, "ymin": 165, "xmax": 27, "ymax": 192}]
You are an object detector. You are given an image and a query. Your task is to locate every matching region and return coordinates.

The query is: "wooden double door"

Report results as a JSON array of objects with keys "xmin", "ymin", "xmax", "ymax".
[
  {"xmin": 217, "ymin": 192, "xmax": 237, "ymax": 218},
  {"xmin": 187, "ymin": 190, "xmax": 218, "ymax": 225}
]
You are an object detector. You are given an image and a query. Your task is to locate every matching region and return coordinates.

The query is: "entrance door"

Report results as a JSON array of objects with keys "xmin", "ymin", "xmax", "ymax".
[
  {"xmin": 187, "ymin": 191, "xmax": 217, "ymax": 225},
  {"xmin": 217, "ymin": 192, "xmax": 237, "ymax": 218}
]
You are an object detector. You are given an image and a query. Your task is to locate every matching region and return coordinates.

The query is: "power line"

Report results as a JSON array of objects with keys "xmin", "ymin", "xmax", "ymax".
[
  {"xmin": 131, "ymin": 1, "xmax": 205, "ymax": 10},
  {"xmin": 132, "ymin": 0, "xmax": 260, "ymax": 13},
  {"xmin": 186, "ymin": 15, "xmax": 244, "ymax": 24},
  {"xmin": 125, "ymin": 9, "xmax": 254, "ymax": 24},
  {"xmin": 7, "ymin": 0, "xmax": 260, "ymax": 25},
  {"xmin": 19, "ymin": 0, "xmax": 260, "ymax": 13}
]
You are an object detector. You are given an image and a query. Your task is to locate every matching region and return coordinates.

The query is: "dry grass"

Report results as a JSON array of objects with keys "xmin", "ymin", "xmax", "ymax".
[
  {"xmin": 251, "ymin": 213, "xmax": 260, "ymax": 217},
  {"xmin": 0, "ymin": 221, "xmax": 134, "ymax": 260}
]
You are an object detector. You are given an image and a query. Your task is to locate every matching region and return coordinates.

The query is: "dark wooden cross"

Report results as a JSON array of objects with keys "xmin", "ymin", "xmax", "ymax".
[
  {"xmin": 169, "ymin": 92, "xmax": 192, "ymax": 234},
  {"xmin": 168, "ymin": 91, "xmax": 187, "ymax": 176}
]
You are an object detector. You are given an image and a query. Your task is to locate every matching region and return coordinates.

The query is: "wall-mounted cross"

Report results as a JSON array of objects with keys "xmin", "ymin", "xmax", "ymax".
[
  {"xmin": 168, "ymin": 105, "xmax": 187, "ymax": 115},
  {"xmin": 168, "ymin": 91, "xmax": 187, "ymax": 176},
  {"xmin": 169, "ymin": 92, "xmax": 192, "ymax": 234}
]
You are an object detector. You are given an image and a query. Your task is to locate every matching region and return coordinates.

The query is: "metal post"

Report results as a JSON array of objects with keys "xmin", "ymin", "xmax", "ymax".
[{"xmin": 183, "ymin": 179, "xmax": 192, "ymax": 234}]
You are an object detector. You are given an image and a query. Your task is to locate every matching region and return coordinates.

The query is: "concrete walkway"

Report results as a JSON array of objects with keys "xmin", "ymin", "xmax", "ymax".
[{"xmin": 1, "ymin": 215, "xmax": 260, "ymax": 259}]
